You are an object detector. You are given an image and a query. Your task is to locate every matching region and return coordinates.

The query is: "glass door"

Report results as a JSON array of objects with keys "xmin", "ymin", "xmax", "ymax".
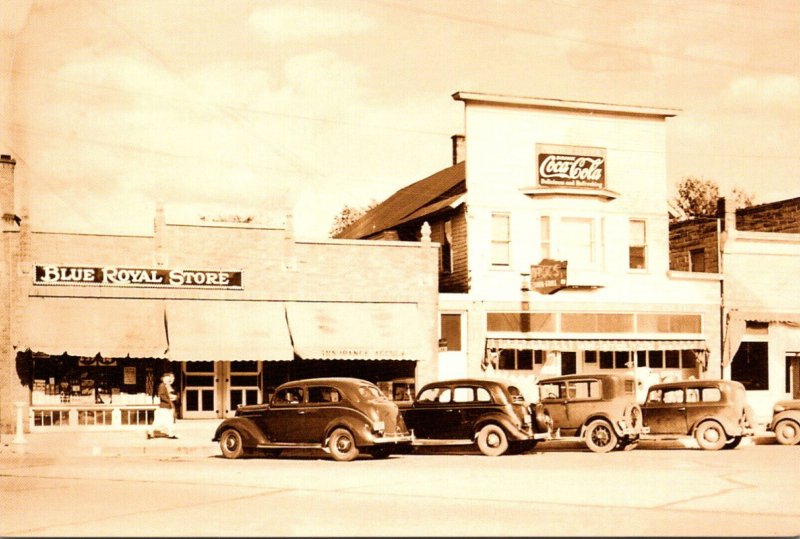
[
  {"xmin": 182, "ymin": 361, "xmax": 218, "ymax": 419},
  {"xmin": 223, "ymin": 361, "xmax": 262, "ymax": 418}
]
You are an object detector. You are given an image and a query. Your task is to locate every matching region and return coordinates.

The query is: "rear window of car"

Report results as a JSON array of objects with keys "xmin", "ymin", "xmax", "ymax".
[{"xmin": 356, "ymin": 384, "xmax": 386, "ymax": 402}]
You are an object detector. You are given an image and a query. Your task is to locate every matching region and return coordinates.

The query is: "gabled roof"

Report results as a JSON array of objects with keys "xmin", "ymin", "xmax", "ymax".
[{"xmin": 337, "ymin": 161, "xmax": 466, "ymax": 239}]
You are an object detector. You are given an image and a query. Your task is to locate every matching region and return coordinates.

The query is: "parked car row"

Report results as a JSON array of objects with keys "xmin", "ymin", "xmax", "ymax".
[{"xmin": 213, "ymin": 375, "xmax": 796, "ymax": 462}]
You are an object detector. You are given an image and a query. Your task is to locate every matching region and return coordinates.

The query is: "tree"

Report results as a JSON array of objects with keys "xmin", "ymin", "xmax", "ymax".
[
  {"xmin": 672, "ymin": 177, "xmax": 757, "ymax": 222},
  {"xmin": 673, "ymin": 177, "xmax": 719, "ymax": 220},
  {"xmin": 329, "ymin": 199, "xmax": 379, "ymax": 238}
]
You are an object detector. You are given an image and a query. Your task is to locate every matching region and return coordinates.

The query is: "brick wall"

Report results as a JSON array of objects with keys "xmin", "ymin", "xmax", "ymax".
[
  {"xmin": 736, "ymin": 197, "xmax": 800, "ymax": 233},
  {"xmin": 668, "ymin": 218, "xmax": 720, "ymax": 272}
]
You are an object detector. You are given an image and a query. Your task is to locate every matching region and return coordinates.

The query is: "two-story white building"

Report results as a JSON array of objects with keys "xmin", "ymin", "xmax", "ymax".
[{"xmin": 340, "ymin": 91, "xmax": 721, "ymax": 403}]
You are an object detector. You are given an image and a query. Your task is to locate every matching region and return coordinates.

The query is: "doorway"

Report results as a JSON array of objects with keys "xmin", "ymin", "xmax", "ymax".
[
  {"xmin": 786, "ymin": 354, "xmax": 800, "ymax": 399},
  {"xmin": 181, "ymin": 361, "xmax": 263, "ymax": 419}
]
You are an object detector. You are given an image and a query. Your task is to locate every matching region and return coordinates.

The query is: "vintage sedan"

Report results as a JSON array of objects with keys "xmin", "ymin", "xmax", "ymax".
[
  {"xmin": 642, "ymin": 379, "xmax": 754, "ymax": 450},
  {"xmin": 400, "ymin": 378, "xmax": 552, "ymax": 456},
  {"xmin": 768, "ymin": 399, "xmax": 800, "ymax": 445},
  {"xmin": 213, "ymin": 377, "xmax": 414, "ymax": 461},
  {"xmin": 538, "ymin": 374, "xmax": 645, "ymax": 453}
]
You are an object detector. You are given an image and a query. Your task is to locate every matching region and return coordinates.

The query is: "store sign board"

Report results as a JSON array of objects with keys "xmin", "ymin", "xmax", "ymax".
[
  {"xmin": 34, "ymin": 264, "xmax": 243, "ymax": 289},
  {"xmin": 530, "ymin": 259, "xmax": 568, "ymax": 294},
  {"xmin": 536, "ymin": 144, "xmax": 606, "ymax": 188}
]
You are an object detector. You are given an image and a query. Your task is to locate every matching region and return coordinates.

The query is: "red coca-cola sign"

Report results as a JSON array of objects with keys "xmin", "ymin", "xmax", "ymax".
[{"xmin": 537, "ymin": 146, "xmax": 605, "ymax": 188}]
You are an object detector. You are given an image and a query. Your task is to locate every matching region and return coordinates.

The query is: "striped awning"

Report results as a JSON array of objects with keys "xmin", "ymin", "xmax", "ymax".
[{"xmin": 486, "ymin": 338, "xmax": 708, "ymax": 352}]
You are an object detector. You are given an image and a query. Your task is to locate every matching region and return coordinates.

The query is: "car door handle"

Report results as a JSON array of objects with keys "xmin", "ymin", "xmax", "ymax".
[
  {"xmin": 677, "ymin": 407, "xmax": 686, "ymax": 411},
  {"xmin": 298, "ymin": 410, "xmax": 305, "ymax": 414}
]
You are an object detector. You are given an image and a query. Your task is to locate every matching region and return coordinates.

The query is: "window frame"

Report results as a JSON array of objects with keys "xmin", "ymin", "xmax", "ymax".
[
  {"xmin": 628, "ymin": 219, "xmax": 647, "ymax": 270},
  {"xmin": 490, "ymin": 212, "xmax": 511, "ymax": 267}
]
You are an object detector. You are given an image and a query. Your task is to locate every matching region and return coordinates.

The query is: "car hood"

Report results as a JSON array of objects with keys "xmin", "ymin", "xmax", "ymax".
[{"xmin": 775, "ymin": 399, "xmax": 800, "ymax": 411}]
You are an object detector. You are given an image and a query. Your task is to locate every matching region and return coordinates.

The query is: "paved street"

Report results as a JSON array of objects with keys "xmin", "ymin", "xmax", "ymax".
[{"xmin": 1, "ymin": 440, "xmax": 799, "ymax": 537}]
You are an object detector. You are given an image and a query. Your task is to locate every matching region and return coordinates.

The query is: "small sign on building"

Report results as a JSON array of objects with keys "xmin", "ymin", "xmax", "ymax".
[{"xmin": 530, "ymin": 259, "xmax": 568, "ymax": 294}]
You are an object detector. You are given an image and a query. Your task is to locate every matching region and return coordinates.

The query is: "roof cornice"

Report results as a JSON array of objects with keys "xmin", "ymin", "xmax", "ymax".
[{"xmin": 452, "ymin": 91, "xmax": 680, "ymax": 118}]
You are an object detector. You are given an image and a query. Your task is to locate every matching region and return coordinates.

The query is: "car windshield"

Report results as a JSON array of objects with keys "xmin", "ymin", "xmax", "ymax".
[{"xmin": 356, "ymin": 384, "xmax": 386, "ymax": 402}]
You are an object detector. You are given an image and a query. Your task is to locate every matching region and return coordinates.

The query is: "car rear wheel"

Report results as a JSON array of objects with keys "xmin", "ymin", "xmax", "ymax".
[
  {"xmin": 328, "ymin": 428, "xmax": 359, "ymax": 462},
  {"xmin": 723, "ymin": 436, "xmax": 742, "ymax": 450},
  {"xmin": 584, "ymin": 419, "xmax": 617, "ymax": 453},
  {"xmin": 694, "ymin": 421, "xmax": 726, "ymax": 450},
  {"xmin": 476, "ymin": 424, "xmax": 509, "ymax": 456},
  {"xmin": 774, "ymin": 419, "xmax": 800, "ymax": 445},
  {"xmin": 219, "ymin": 429, "xmax": 245, "ymax": 459}
]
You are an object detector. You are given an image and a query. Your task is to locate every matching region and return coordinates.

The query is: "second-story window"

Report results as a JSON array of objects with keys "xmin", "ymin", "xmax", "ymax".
[
  {"xmin": 540, "ymin": 216, "xmax": 551, "ymax": 259},
  {"xmin": 629, "ymin": 219, "xmax": 647, "ymax": 270},
  {"xmin": 560, "ymin": 217, "xmax": 594, "ymax": 267},
  {"xmin": 440, "ymin": 219, "xmax": 453, "ymax": 274},
  {"xmin": 491, "ymin": 213, "xmax": 510, "ymax": 267}
]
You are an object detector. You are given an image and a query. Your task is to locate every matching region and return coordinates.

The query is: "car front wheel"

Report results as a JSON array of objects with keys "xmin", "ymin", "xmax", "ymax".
[
  {"xmin": 774, "ymin": 419, "xmax": 800, "ymax": 445},
  {"xmin": 584, "ymin": 419, "xmax": 617, "ymax": 453},
  {"xmin": 328, "ymin": 428, "xmax": 359, "ymax": 462},
  {"xmin": 694, "ymin": 421, "xmax": 726, "ymax": 450},
  {"xmin": 476, "ymin": 424, "xmax": 509, "ymax": 456},
  {"xmin": 219, "ymin": 429, "xmax": 245, "ymax": 459}
]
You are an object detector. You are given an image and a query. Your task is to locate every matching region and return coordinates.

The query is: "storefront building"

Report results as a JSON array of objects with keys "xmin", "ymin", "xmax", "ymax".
[
  {"xmin": 0, "ymin": 154, "xmax": 439, "ymax": 433},
  {"xmin": 339, "ymin": 92, "xmax": 721, "ymax": 403},
  {"xmin": 671, "ymin": 196, "xmax": 800, "ymax": 421}
]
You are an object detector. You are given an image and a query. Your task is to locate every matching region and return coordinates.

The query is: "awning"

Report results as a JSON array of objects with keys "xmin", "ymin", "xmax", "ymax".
[
  {"xmin": 166, "ymin": 301, "xmax": 293, "ymax": 362},
  {"xmin": 723, "ymin": 309, "xmax": 800, "ymax": 367},
  {"xmin": 22, "ymin": 297, "xmax": 168, "ymax": 358},
  {"xmin": 286, "ymin": 302, "xmax": 425, "ymax": 361},
  {"xmin": 486, "ymin": 338, "xmax": 708, "ymax": 352}
]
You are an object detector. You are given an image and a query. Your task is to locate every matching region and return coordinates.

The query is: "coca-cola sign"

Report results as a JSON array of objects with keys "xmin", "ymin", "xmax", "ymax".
[{"xmin": 536, "ymin": 144, "xmax": 606, "ymax": 188}]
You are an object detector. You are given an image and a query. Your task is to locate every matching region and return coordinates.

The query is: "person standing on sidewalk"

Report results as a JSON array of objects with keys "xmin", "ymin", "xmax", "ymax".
[{"xmin": 147, "ymin": 372, "xmax": 178, "ymax": 439}]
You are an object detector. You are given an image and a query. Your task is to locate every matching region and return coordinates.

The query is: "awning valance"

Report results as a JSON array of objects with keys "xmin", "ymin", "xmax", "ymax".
[
  {"xmin": 286, "ymin": 302, "xmax": 425, "ymax": 361},
  {"xmin": 22, "ymin": 297, "xmax": 168, "ymax": 358},
  {"xmin": 166, "ymin": 301, "xmax": 293, "ymax": 362},
  {"xmin": 486, "ymin": 338, "xmax": 708, "ymax": 352}
]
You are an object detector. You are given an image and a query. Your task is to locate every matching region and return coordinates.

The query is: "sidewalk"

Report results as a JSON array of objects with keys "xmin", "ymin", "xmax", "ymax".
[{"xmin": 0, "ymin": 419, "xmax": 221, "ymax": 458}]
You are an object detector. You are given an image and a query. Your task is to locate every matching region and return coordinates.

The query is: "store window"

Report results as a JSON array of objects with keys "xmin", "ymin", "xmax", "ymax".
[
  {"xmin": 486, "ymin": 312, "xmax": 556, "ymax": 332},
  {"xmin": 629, "ymin": 219, "xmax": 647, "ymax": 269},
  {"xmin": 731, "ymin": 341, "xmax": 769, "ymax": 391},
  {"xmin": 491, "ymin": 213, "xmax": 511, "ymax": 266},
  {"xmin": 498, "ymin": 349, "xmax": 534, "ymax": 370},
  {"xmin": 439, "ymin": 313, "xmax": 462, "ymax": 351}
]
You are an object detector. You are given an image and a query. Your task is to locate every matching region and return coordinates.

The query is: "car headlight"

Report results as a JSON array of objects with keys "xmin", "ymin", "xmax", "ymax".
[
  {"xmin": 373, "ymin": 420, "xmax": 385, "ymax": 432},
  {"xmin": 774, "ymin": 405, "xmax": 785, "ymax": 412}
]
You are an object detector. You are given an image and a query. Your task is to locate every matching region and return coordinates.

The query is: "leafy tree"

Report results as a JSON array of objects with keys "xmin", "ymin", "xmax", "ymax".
[
  {"xmin": 672, "ymin": 177, "xmax": 757, "ymax": 222},
  {"xmin": 329, "ymin": 199, "xmax": 379, "ymax": 238},
  {"xmin": 673, "ymin": 177, "xmax": 719, "ymax": 219}
]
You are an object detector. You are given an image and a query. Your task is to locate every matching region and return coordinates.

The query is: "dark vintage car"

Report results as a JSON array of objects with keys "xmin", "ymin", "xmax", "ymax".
[
  {"xmin": 538, "ymin": 374, "xmax": 645, "ymax": 453},
  {"xmin": 400, "ymin": 378, "xmax": 552, "ymax": 456},
  {"xmin": 641, "ymin": 379, "xmax": 754, "ymax": 450},
  {"xmin": 768, "ymin": 399, "xmax": 800, "ymax": 445},
  {"xmin": 212, "ymin": 377, "xmax": 413, "ymax": 461}
]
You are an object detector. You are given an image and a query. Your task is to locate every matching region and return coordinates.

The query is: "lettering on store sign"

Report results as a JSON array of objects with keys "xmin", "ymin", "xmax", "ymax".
[
  {"xmin": 34, "ymin": 265, "xmax": 243, "ymax": 289},
  {"xmin": 320, "ymin": 349, "xmax": 409, "ymax": 359},
  {"xmin": 530, "ymin": 259, "xmax": 568, "ymax": 295},
  {"xmin": 537, "ymin": 145, "xmax": 606, "ymax": 188}
]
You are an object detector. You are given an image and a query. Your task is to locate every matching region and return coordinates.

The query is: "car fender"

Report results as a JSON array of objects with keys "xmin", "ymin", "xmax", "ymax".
[
  {"xmin": 689, "ymin": 417, "xmax": 734, "ymax": 437},
  {"xmin": 473, "ymin": 413, "xmax": 530, "ymax": 441},
  {"xmin": 578, "ymin": 413, "xmax": 624, "ymax": 437},
  {"xmin": 322, "ymin": 416, "xmax": 374, "ymax": 447},
  {"xmin": 769, "ymin": 409, "xmax": 800, "ymax": 431},
  {"xmin": 212, "ymin": 417, "xmax": 268, "ymax": 447}
]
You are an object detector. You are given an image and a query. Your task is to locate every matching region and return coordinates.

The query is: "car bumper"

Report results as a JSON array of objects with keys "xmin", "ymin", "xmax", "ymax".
[{"xmin": 371, "ymin": 433, "xmax": 415, "ymax": 445}]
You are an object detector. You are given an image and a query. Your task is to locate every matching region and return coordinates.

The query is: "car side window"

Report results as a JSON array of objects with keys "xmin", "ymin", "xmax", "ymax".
[
  {"xmin": 662, "ymin": 388, "xmax": 684, "ymax": 404},
  {"xmin": 570, "ymin": 380, "xmax": 600, "ymax": 400},
  {"xmin": 540, "ymin": 382, "xmax": 564, "ymax": 400},
  {"xmin": 273, "ymin": 388, "xmax": 304, "ymax": 406},
  {"xmin": 438, "ymin": 388, "xmax": 452, "ymax": 403},
  {"xmin": 417, "ymin": 387, "xmax": 444, "ymax": 403},
  {"xmin": 647, "ymin": 389, "xmax": 663, "ymax": 403},
  {"xmin": 701, "ymin": 387, "xmax": 722, "ymax": 402},
  {"xmin": 686, "ymin": 388, "xmax": 700, "ymax": 403},
  {"xmin": 476, "ymin": 387, "xmax": 492, "ymax": 402},
  {"xmin": 307, "ymin": 386, "xmax": 341, "ymax": 404},
  {"xmin": 453, "ymin": 387, "xmax": 474, "ymax": 403}
]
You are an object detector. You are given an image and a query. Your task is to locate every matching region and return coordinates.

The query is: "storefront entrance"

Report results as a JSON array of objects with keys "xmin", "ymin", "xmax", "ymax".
[{"xmin": 181, "ymin": 361, "xmax": 262, "ymax": 419}]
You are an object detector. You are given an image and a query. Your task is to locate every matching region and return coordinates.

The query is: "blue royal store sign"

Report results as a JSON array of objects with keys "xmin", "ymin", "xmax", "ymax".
[{"xmin": 33, "ymin": 264, "xmax": 243, "ymax": 289}]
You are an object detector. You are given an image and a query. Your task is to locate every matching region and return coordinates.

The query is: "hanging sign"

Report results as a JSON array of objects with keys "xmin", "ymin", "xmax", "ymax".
[
  {"xmin": 530, "ymin": 259, "xmax": 568, "ymax": 294},
  {"xmin": 34, "ymin": 264, "xmax": 243, "ymax": 289}
]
